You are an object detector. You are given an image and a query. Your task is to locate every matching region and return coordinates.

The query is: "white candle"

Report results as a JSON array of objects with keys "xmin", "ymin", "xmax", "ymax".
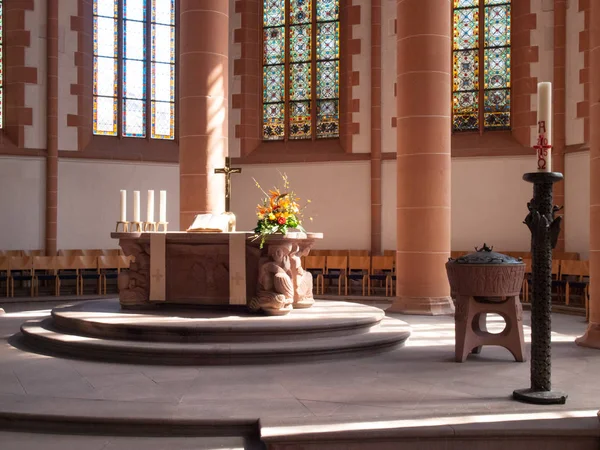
[
  {"xmin": 147, "ymin": 190, "xmax": 155, "ymax": 223},
  {"xmin": 120, "ymin": 190, "xmax": 127, "ymax": 222},
  {"xmin": 159, "ymin": 190, "xmax": 167, "ymax": 223},
  {"xmin": 133, "ymin": 190, "xmax": 140, "ymax": 222},
  {"xmin": 536, "ymin": 82, "xmax": 552, "ymax": 172}
]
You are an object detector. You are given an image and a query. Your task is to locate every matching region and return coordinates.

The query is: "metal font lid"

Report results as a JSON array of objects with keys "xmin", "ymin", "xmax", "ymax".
[{"xmin": 449, "ymin": 243, "xmax": 523, "ymax": 265}]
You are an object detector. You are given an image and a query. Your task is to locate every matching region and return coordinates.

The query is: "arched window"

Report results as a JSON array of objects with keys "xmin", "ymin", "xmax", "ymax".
[
  {"xmin": 263, "ymin": 0, "xmax": 340, "ymax": 141},
  {"xmin": 0, "ymin": 0, "xmax": 3, "ymax": 129},
  {"xmin": 452, "ymin": 0, "xmax": 511, "ymax": 132},
  {"xmin": 93, "ymin": 0, "xmax": 175, "ymax": 139}
]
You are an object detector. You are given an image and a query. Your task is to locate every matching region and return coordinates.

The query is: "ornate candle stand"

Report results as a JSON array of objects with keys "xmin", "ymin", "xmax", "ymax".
[{"xmin": 513, "ymin": 172, "xmax": 567, "ymax": 405}]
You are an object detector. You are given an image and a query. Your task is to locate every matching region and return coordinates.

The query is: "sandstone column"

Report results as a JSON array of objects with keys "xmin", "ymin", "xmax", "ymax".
[
  {"xmin": 388, "ymin": 0, "xmax": 453, "ymax": 315},
  {"xmin": 46, "ymin": 0, "xmax": 59, "ymax": 256},
  {"xmin": 576, "ymin": 0, "xmax": 600, "ymax": 349},
  {"xmin": 179, "ymin": 0, "xmax": 228, "ymax": 229},
  {"xmin": 371, "ymin": 0, "xmax": 382, "ymax": 255},
  {"xmin": 553, "ymin": 0, "xmax": 567, "ymax": 251}
]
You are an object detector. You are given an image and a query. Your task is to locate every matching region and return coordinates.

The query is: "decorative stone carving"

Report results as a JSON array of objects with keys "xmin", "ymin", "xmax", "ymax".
[
  {"xmin": 118, "ymin": 240, "xmax": 150, "ymax": 308},
  {"xmin": 249, "ymin": 237, "xmax": 317, "ymax": 315}
]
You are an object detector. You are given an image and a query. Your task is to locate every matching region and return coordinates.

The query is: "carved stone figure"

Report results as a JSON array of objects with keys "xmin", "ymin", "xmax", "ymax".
[
  {"xmin": 118, "ymin": 241, "xmax": 150, "ymax": 308},
  {"xmin": 290, "ymin": 243, "xmax": 315, "ymax": 308},
  {"xmin": 250, "ymin": 243, "xmax": 295, "ymax": 315}
]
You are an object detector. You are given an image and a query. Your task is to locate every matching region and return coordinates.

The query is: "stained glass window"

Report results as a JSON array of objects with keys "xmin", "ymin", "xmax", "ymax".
[
  {"xmin": 263, "ymin": 0, "xmax": 340, "ymax": 141},
  {"xmin": 452, "ymin": 0, "xmax": 510, "ymax": 132},
  {"xmin": 93, "ymin": 0, "xmax": 175, "ymax": 139}
]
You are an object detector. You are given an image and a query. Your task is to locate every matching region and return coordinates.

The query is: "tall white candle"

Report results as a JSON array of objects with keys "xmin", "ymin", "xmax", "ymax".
[
  {"xmin": 159, "ymin": 190, "xmax": 167, "ymax": 223},
  {"xmin": 120, "ymin": 190, "xmax": 127, "ymax": 222},
  {"xmin": 147, "ymin": 190, "xmax": 155, "ymax": 223},
  {"xmin": 536, "ymin": 82, "xmax": 552, "ymax": 172},
  {"xmin": 133, "ymin": 190, "xmax": 140, "ymax": 222}
]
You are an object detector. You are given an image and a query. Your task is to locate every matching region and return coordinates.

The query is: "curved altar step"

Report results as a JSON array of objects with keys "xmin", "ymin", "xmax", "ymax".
[
  {"xmin": 20, "ymin": 299, "xmax": 411, "ymax": 365},
  {"xmin": 49, "ymin": 299, "xmax": 385, "ymax": 343}
]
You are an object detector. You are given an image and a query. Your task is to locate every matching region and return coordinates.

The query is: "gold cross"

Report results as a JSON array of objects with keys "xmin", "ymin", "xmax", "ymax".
[{"xmin": 214, "ymin": 157, "xmax": 242, "ymax": 212}]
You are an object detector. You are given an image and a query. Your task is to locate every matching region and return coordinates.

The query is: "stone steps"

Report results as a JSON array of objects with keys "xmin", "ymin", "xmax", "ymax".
[{"xmin": 19, "ymin": 299, "xmax": 411, "ymax": 365}]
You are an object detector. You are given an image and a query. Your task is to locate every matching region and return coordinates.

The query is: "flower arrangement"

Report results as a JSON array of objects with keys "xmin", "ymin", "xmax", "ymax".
[{"xmin": 253, "ymin": 173, "xmax": 311, "ymax": 248}]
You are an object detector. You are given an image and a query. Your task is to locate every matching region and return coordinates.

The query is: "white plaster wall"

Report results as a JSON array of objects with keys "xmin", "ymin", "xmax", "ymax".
[
  {"xmin": 0, "ymin": 157, "xmax": 45, "ymax": 250},
  {"xmin": 228, "ymin": 0, "xmax": 242, "ymax": 158},
  {"xmin": 351, "ymin": 0, "xmax": 371, "ymax": 153},
  {"xmin": 565, "ymin": 151, "xmax": 589, "ymax": 259},
  {"xmin": 566, "ymin": 0, "xmax": 585, "ymax": 146},
  {"xmin": 231, "ymin": 161, "xmax": 371, "ymax": 250},
  {"xmin": 382, "ymin": 157, "xmax": 535, "ymax": 253},
  {"xmin": 24, "ymin": 0, "xmax": 47, "ymax": 150},
  {"xmin": 58, "ymin": 0, "xmax": 79, "ymax": 151},
  {"xmin": 57, "ymin": 160, "xmax": 180, "ymax": 250},
  {"xmin": 530, "ymin": 0, "xmax": 554, "ymax": 146},
  {"xmin": 381, "ymin": 0, "xmax": 396, "ymax": 154}
]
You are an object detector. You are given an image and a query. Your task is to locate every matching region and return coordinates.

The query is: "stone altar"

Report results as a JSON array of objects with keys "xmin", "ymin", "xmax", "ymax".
[{"xmin": 111, "ymin": 231, "xmax": 322, "ymax": 315}]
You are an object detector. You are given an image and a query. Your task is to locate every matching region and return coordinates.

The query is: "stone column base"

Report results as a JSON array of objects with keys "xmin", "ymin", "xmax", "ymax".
[
  {"xmin": 387, "ymin": 296, "xmax": 455, "ymax": 316},
  {"xmin": 575, "ymin": 322, "xmax": 600, "ymax": 349}
]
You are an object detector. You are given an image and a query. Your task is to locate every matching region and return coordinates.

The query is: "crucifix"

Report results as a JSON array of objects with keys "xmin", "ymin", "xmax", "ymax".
[{"xmin": 214, "ymin": 157, "xmax": 242, "ymax": 212}]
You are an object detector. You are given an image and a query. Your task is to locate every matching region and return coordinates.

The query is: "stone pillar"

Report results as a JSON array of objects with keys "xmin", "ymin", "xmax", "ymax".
[
  {"xmin": 389, "ymin": 0, "xmax": 454, "ymax": 315},
  {"xmin": 553, "ymin": 0, "xmax": 566, "ymax": 251},
  {"xmin": 46, "ymin": 0, "xmax": 59, "ymax": 256},
  {"xmin": 576, "ymin": 0, "xmax": 600, "ymax": 349},
  {"xmin": 179, "ymin": 0, "xmax": 228, "ymax": 229},
  {"xmin": 370, "ymin": 0, "xmax": 382, "ymax": 255}
]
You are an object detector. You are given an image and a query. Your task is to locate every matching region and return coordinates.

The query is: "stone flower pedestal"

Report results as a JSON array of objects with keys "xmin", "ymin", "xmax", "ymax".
[
  {"xmin": 446, "ymin": 245, "xmax": 526, "ymax": 363},
  {"xmin": 250, "ymin": 231, "xmax": 323, "ymax": 316}
]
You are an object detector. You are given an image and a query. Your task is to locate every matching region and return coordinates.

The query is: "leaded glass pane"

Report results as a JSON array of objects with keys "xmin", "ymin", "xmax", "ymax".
[
  {"xmin": 317, "ymin": 22, "xmax": 339, "ymax": 60},
  {"xmin": 317, "ymin": 100, "xmax": 338, "ymax": 138},
  {"xmin": 123, "ymin": 99, "xmax": 146, "ymax": 137},
  {"xmin": 124, "ymin": 0, "xmax": 145, "ymax": 21},
  {"xmin": 124, "ymin": 19, "xmax": 145, "ymax": 60},
  {"xmin": 94, "ymin": 96, "xmax": 118, "ymax": 135},
  {"xmin": 453, "ymin": 92, "xmax": 479, "ymax": 131},
  {"xmin": 153, "ymin": 0, "xmax": 174, "ymax": 25},
  {"xmin": 484, "ymin": 89, "xmax": 510, "ymax": 129},
  {"xmin": 123, "ymin": 59, "xmax": 145, "ymax": 99},
  {"xmin": 264, "ymin": 0, "xmax": 285, "ymax": 27},
  {"xmin": 316, "ymin": 60, "xmax": 338, "ymax": 99},
  {"xmin": 454, "ymin": 0, "xmax": 478, "ymax": 7},
  {"xmin": 453, "ymin": 50, "xmax": 479, "ymax": 91},
  {"xmin": 453, "ymin": 7, "xmax": 478, "ymax": 50},
  {"xmin": 0, "ymin": 88, "xmax": 3, "ymax": 129},
  {"xmin": 264, "ymin": 27, "xmax": 285, "ymax": 65},
  {"xmin": 95, "ymin": 16, "xmax": 118, "ymax": 58},
  {"xmin": 94, "ymin": 57, "xmax": 118, "ymax": 96},
  {"xmin": 152, "ymin": 101, "xmax": 174, "ymax": 139},
  {"xmin": 263, "ymin": 103, "xmax": 285, "ymax": 140},
  {"xmin": 152, "ymin": 62, "xmax": 173, "ymax": 102},
  {"xmin": 484, "ymin": 0, "xmax": 508, "ymax": 5},
  {"xmin": 263, "ymin": 65, "xmax": 285, "ymax": 103},
  {"xmin": 485, "ymin": 4, "xmax": 510, "ymax": 47},
  {"xmin": 289, "ymin": 101, "xmax": 311, "ymax": 139},
  {"xmin": 152, "ymin": 24, "xmax": 174, "ymax": 63},
  {"xmin": 290, "ymin": 0, "xmax": 312, "ymax": 24},
  {"xmin": 290, "ymin": 63, "xmax": 311, "ymax": 101},
  {"xmin": 317, "ymin": 0, "xmax": 338, "ymax": 21},
  {"xmin": 484, "ymin": 47, "xmax": 510, "ymax": 89},
  {"xmin": 290, "ymin": 25, "xmax": 311, "ymax": 62},
  {"xmin": 95, "ymin": 0, "xmax": 117, "ymax": 17}
]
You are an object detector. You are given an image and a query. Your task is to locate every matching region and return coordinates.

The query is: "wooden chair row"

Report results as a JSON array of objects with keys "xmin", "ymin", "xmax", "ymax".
[
  {"xmin": 450, "ymin": 250, "xmax": 580, "ymax": 260},
  {"xmin": 304, "ymin": 255, "xmax": 395, "ymax": 296},
  {"xmin": 310, "ymin": 250, "xmax": 581, "ymax": 262},
  {"xmin": 0, "ymin": 249, "xmax": 122, "ymax": 257},
  {"xmin": 521, "ymin": 259, "xmax": 590, "ymax": 318},
  {"xmin": 0, "ymin": 255, "xmax": 132, "ymax": 297}
]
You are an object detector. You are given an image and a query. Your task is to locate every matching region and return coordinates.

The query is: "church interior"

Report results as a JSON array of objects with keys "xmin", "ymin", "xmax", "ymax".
[{"xmin": 0, "ymin": 0, "xmax": 600, "ymax": 448}]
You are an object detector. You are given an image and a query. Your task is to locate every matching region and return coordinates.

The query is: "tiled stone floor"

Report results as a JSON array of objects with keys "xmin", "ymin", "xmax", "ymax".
[{"xmin": 0, "ymin": 298, "xmax": 599, "ymax": 449}]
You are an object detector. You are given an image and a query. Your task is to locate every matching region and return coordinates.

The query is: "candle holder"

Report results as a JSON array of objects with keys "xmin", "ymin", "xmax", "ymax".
[
  {"xmin": 513, "ymin": 171, "xmax": 567, "ymax": 405},
  {"xmin": 143, "ymin": 222, "xmax": 157, "ymax": 232},
  {"xmin": 129, "ymin": 221, "xmax": 143, "ymax": 233},
  {"xmin": 115, "ymin": 221, "xmax": 130, "ymax": 232},
  {"xmin": 157, "ymin": 222, "xmax": 168, "ymax": 232}
]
